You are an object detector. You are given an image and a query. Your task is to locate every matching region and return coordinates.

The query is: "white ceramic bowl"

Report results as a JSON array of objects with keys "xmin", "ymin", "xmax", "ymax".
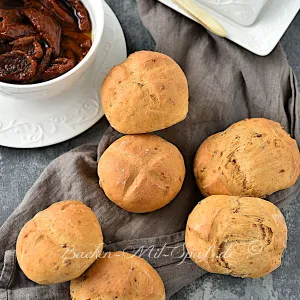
[
  {"xmin": 196, "ymin": 0, "xmax": 268, "ymax": 27},
  {"xmin": 0, "ymin": 0, "xmax": 104, "ymax": 101}
]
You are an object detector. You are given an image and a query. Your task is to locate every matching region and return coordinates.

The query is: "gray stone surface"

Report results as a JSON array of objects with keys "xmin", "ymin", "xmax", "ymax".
[{"xmin": 0, "ymin": 1, "xmax": 299, "ymax": 299}]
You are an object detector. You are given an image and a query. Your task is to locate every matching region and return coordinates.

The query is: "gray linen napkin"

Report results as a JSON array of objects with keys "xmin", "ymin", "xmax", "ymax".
[{"xmin": 0, "ymin": 1, "xmax": 299, "ymax": 299}]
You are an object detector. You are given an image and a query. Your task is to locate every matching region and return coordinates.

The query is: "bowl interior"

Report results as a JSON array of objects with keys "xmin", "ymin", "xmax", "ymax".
[{"xmin": 0, "ymin": 0, "xmax": 104, "ymax": 89}]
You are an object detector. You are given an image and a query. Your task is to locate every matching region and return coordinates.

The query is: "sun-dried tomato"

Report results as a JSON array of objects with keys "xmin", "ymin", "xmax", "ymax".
[
  {"xmin": 0, "ymin": 50, "xmax": 37, "ymax": 82},
  {"xmin": 0, "ymin": 9, "xmax": 36, "ymax": 40},
  {"xmin": 65, "ymin": 0, "xmax": 91, "ymax": 32},
  {"xmin": 10, "ymin": 36, "xmax": 43, "ymax": 59},
  {"xmin": 39, "ymin": 56, "xmax": 75, "ymax": 81},
  {"xmin": 22, "ymin": 8, "xmax": 61, "ymax": 57}
]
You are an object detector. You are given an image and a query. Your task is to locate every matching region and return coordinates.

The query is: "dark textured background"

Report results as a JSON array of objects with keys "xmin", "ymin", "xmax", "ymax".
[{"xmin": 0, "ymin": 1, "xmax": 299, "ymax": 299}]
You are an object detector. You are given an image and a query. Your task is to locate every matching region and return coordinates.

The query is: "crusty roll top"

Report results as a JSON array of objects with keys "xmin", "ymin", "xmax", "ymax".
[
  {"xmin": 186, "ymin": 195, "xmax": 287, "ymax": 278},
  {"xmin": 70, "ymin": 251, "xmax": 166, "ymax": 300},
  {"xmin": 101, "ymin": 51, "xmax": 189, "ymax": 134},
  {"xmin": 194, "ymin": 118, "xmax": 300, "ymax": 198},
  {"xmin": 16, "ymin": 201, "xmax": 103, "ymax": 285}
]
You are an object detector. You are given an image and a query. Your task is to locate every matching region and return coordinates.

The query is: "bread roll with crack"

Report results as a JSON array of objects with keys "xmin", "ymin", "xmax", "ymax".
[
  {"xmin": 16, "ymin": 201, "xmax": 103, "ymax": 285},
  {"xmin": 70, "ymin": 251, "xmax": 166, "ymax": 300},
  {"xmin": 185, "ymin": 195, "xmax": 287, "ymax": 278},
  {"xmin": 194, "ymin": 118, "xmax": 300, "ymax": 198},
  {"xmin": 98, "ymin": 134, "xmax": 186, "ymax": 213},
  {"xmin": 101, "ymin": 50, "xmax": 189, "ymax": 134}
]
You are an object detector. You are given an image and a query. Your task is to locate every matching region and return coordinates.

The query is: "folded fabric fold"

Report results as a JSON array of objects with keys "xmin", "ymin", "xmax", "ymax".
[{"xmin": 0, "ymin": 250, "xmax": 16, "ymax": 290}]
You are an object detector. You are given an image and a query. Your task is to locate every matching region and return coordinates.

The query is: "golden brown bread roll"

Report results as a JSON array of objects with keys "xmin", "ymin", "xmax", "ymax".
[
  {"xmin": 16, "ymin": 201, "xmax": 103, "ymax": 285},
  {"xmin": 101, "ymin": 50, "xmax": 189, "ymax": 134},
  {"xmin": 70, "ymin": 251, "xmax": 166, "ymax": 300},
  {"xmin": 185, "ymin": 195, "xmax": 287, "ymax": 278},
  {"xmin": 98, "ymin": 134, "xmax": 186, "ymax": 213},
  {"xmin": 194, "ymin": 118, "xmax": 300, "ymax": 198}
]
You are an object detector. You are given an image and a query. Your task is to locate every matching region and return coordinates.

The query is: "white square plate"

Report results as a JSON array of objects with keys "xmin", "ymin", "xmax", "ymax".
[
  {"xmin": 196, "ymin": 0, "xmax": 268, "ymax": 26},
  {"xmin": 158, "ymin": 0, "xmax": 300, "ymax": 56}
]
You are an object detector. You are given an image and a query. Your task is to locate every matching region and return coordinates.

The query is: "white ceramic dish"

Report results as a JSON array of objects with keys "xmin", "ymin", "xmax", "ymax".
[
  {"xmin": 0, "ymin": 2, "xmax": 127, "ymax": 148},
  {"xmin": 0, "ymin": 0, "xmax": 104, "ymax": 101},
  {"xmin": 196, "ymin": 0, "xmax": 268, "ymax": 26},
  {"xmin": 158, "ymin": 0, "xmax": 300, "ymax": 56}
]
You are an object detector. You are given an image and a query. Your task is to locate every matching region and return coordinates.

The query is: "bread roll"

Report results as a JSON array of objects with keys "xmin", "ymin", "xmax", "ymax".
[
  {"xmin": 186, "ymin": 195, "xmax": 287, "ymax": 278},
  {"xmin": 98, "ymin": 134, "xmax": 185, "ymax": 213},
  {"xmin": 16, "ymin": 201, "xmax": 103, "ymax": 285},
  {"xmin": 194, "ymin": 118, "xmax": 300, "ymax": 198},
  {"xmin": 70, "ymin": 251, "xmax": 166, "ymax": 300},
  {"xmin": 101, "ymin": 50, "xmax": 189, "ymax": 134}
]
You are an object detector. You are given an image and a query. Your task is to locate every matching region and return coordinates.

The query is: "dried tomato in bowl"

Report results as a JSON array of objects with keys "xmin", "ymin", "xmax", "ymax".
[{"xmin": 0, "ymin": 0, "xmax": 92, "ymax": 84}]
